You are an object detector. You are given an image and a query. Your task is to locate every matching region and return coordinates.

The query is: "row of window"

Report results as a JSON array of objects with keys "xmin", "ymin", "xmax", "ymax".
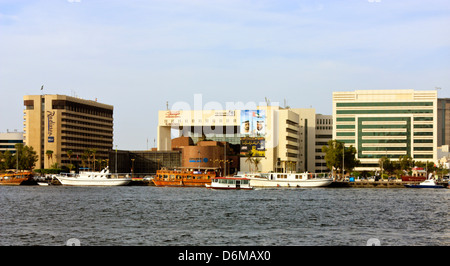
[
  {"xmin": 61, "ymin": 124, "xmax": 113, "ymax": 135},
  {"xmin": 338, "ymin": 139, "xmax": 434, "ymax": 144},
  {"xmin": 52, "ymin": 100, "xmax": 113, "ymax": 118},
  {"xmin": 0, "ymin": 140, "xmax": 23, "ymax": 143},
  {"xmin": 337, "ymin": 124, "xmax": 433, "ymax": 129},
  {"xmin": 61, "ymin": 130, "xmax": 113, "ymax": 140},
  {"xmin": 336, "ymin": 102, "xmax": 433, "ymax": 107},
  {"xmin": 62, "ymin": 117, "xmax": 113, "ymax": 130},
  {"xmin": 337, "ymin": 132, "xmax": 433, "ymax": 137},
  {"xmin": 358, "ymin": 154, "xmax": 433, "ymax": 159},
  {"xmin": 337, "ymin": 117, "xmax": 433, "ymax": 122},
  {"xmin": 337, "ymin": 109, "xmax": 433, "ymax": 114}
]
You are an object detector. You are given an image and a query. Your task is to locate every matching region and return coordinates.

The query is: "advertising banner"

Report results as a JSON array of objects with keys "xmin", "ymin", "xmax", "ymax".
[
  {"xmin": 240, "ymin": 137, "xmax": 265, "ymax": 157},
  {"xmin": 240, "ymin": 110, "xmax": 266, "ymax": 157}
]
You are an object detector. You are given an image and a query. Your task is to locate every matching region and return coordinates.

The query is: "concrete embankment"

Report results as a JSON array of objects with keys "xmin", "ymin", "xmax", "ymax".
[{"xmin": 329, "ymin": 181, "xmax": 449, "ymax": 188}]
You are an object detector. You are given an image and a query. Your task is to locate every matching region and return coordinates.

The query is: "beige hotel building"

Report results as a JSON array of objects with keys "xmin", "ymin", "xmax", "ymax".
[{"xmin": 23, "ymin": 95, "xmax": 114, "ymax": 169}]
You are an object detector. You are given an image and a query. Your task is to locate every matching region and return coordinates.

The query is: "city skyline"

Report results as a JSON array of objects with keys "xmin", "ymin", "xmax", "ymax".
[{"xmin": 1, "ymin": 0, "xmax": 449, "ymax": 150}]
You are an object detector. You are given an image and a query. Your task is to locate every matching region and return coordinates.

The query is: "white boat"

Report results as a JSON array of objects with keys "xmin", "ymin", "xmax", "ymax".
[
  {"xmin": 55, "ymin": 167, "xmax": 131, "ymax": 186},
  {"xmin": 206, "ymin": 177, "xmax": 253, "ymax": 190},
  {"xmin": 404, "ymin": 178, "xmax": 445, "ymax": 189},
  {"xmin": 239, "ymin": 172, "xmax": 333, "ymax": 188}
]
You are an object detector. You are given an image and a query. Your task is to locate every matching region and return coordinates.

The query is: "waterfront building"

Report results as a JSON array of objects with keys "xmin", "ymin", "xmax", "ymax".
[
  {"xmin": 157, "ymin": 106, "xmax": 332, "ymax": 173},
  {"xmin": 315, "ymin": 114, "xmax": 333, "ymax": 173},
  {"xmin": 0, "ymin": 130, "xmax": 24, "ymax": 155},
  {"xmin": 108, "ymin": 149, "xmax": 181, "ymax": 175},
  {"xmin": 23, "ymin": 94, "xmax": 114, "ymax": 169},
  {"xmin": 333, "ymin": 89, "xmax": 437, "ymax": 172},
  {"xmin": 437, "ymin": 98, "xmax": 450, "ymax": 147}
]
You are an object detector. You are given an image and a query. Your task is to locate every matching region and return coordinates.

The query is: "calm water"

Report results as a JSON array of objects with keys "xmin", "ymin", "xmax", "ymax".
[{"xmin": 0, "ymin": 186, "xmax": 448, "ymax": 246}]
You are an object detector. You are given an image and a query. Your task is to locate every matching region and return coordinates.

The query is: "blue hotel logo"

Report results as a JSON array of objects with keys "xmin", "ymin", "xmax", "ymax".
[
  {"xmin": 189, "ymin": 158, "xmax": 209, "ymax": 163},
  {"xmin": 48, "ymin": 137, "xmax": 54, "ymax": 143}
]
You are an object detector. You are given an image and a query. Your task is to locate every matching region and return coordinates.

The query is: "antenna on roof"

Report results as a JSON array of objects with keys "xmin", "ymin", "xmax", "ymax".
[{"xmin": 265, "ymin": 97, "xmax": 270, "ymax": 107}]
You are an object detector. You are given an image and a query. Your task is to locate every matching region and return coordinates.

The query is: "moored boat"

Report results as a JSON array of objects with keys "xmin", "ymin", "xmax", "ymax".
[
  {"xmin": 153, "ymin": 168, "xmax": 217, "ymax": 187},
  {"xmin": 55, "ymin": 167, "xmax": 131, "ymax": 186},
  {"xmin": 206, "ymin": 177, "xmax": 253, "ymax": 190},
  {"xmin": 241, "ymin": 172, "xmax": 333, "ymax": 188},
  {"xmin": 404, "ymin": 179, "xmax": 445, "ymax": 189},
  {"xmin": 0, "ymin": 172, "xmax": 34, "ymax": 186},
  {"xmin": 401, "ymin": 167, "xmax": 427, "ymax": 182}
]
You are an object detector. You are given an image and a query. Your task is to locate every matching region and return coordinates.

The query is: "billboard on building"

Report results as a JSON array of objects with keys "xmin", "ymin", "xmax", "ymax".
[
  {"xmin": 240, "ymin": 110, "xmax": 266, "ymax": 157},
  {"xmin": 240, "ymin": 110, "xmax": 265, "ymax": 136},
  {"xmin": 240, "ymin": 137, "xmax": 265, "ymax": 157}
]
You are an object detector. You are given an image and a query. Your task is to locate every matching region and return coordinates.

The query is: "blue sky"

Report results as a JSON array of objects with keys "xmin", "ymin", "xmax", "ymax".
[{"xmin": 1, "ymin": 0, "xmax": 449, "ymax": 150}]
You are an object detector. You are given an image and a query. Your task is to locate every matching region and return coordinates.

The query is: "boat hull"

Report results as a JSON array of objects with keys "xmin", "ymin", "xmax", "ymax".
[
  {"xmin": 404, "ymin": 184, "xmax": 444, "ymax": 189},
  {"xmin": 401, "ymin": 176, "xmax": 426, "ymax": 182},
  {"xmin": 207, "ymin": 186, "xmax": 253, "ymax": 190},
  {"xmin": 57, "ymin": 177, "xmax": 131, "ymax": 186},
  {"xmin": 0, "ymin": 177, "xmax": 30, "ymax": 186},
  {"xmin": 153, "ymin": 179, "xmax": 210, "ymax": 187},
  {"xmin": 0, "ymin": 173, "xmax": 34, "ymax": 186},
  {"xmin": 249, "ymin": 178, "xmax": 333, "ymax": 188}
]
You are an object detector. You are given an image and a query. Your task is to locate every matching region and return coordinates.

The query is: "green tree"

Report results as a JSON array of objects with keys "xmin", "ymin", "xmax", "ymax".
[
  {"xmin": 91, "ymin": 148, "xmax": 97, "ymax": 171},
  {"xmin": 83, "ymin": 149, "xmax": 92, "ymax": 170},
  {"xmin": 253, "ymin": 157, "xmax": 261, "ymax": 172},
  {"xmin": 398, "ymin": 155, "xmax": 414, "ymax": 174},
  {"xmin": 244, "ymin": 151, "xmax": 254, "ymax": 172},
  {"xmin": 45, "ymin": 150, "xmax": 54, "ymax": 167},
  {"xmin": 379, "ymin": 156, "xmax": 395, "ymax": 178},
  {"xmin": 67, "ymin": 150, "xmax": 73, "ymax": 166},
  {"xmin": 322, "ymin": 140, "xmax": 343, "ymax": 178},
  {"xmin": 16, "ymin": 144, "xmax": 38, "ymax": 170},
  {"xmin": 435, "ymin": 163, "xmax": 449, "ymax": 179},
  {"xmin": 2, "ymin": 150, "xmax": 15, "ymax": 170},
  {"xmin": 322, "ymin": 140, "xmax": 359, "ymax": 180},
  {"xmin": 343, "ymin": 145, "xmax": 360, "ymax": 177},
  {"xmin": 425, "ymin": 161, "xmax": 436, "ymax": 177}
]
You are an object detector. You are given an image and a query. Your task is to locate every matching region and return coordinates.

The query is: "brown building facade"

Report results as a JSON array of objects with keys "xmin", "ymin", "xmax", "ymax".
[{"xmin": 172, "ymin": 137, "xmax": 239, "ymax": 175}]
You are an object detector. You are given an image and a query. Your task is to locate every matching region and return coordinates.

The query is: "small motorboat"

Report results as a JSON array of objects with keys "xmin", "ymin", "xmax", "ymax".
[
  {"xmin": 206, "ymin": 177, "xmax": 253, "ymax": 190},
  {"xmin": 404, "ymin": 179, "xmax": 445, "ymax": 189}
]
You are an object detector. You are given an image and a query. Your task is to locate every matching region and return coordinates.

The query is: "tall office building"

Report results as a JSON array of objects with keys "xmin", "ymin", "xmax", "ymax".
[
  {"xmin": 23, "ymin": 95, "xmax": 114, "ymax": 169},
  {"xmin": 333, "ymin": 89, "xmax": 437, "ymax": 171}
]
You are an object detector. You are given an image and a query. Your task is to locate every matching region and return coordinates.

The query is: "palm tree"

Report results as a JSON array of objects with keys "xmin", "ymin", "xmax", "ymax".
[
  {"xmin": 244, "ymin": 151, "xmax": 254, "ymax": 172},
  {"xmin": 45, "ymin": 150, "xmax": 53, "ymax": 168},
  {"xmin": 83, "ymin": 150, "xmax": 91, "ymax": 170},
  {"xmin": 253, "ymin": 157, "xmax": 261, "ymax": 172},
  {"xmin": 91, "ymin": 148, "xmax": 97, "ymax": 171},
  {"xmin": 67, "ymin": 150, "xmax": 73, "ymax": 167}
]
